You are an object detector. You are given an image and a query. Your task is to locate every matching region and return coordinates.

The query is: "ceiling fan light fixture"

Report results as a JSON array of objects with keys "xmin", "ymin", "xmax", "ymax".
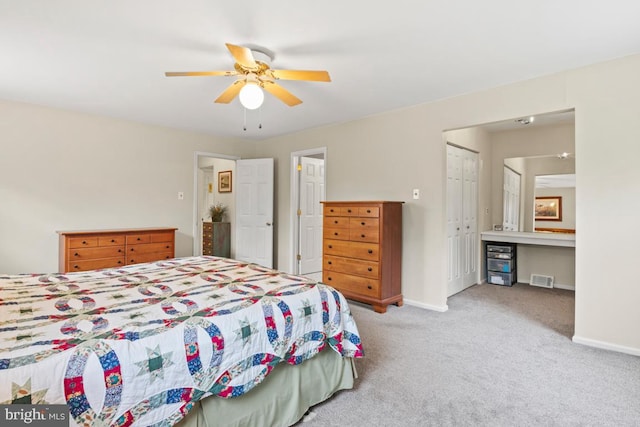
[{"xmin": 239, "ymin": 83, "xmax": 264, "ymax": 110}]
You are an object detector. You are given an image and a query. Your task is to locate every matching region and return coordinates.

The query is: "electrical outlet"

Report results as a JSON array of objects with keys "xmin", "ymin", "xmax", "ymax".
[
  {"xmin": 412, "ymin": 189, "xmax": 420, "ymax": 200},
  {"xmin": 178, "ymin": 192, "xmax": 184, "ymax": 200}
]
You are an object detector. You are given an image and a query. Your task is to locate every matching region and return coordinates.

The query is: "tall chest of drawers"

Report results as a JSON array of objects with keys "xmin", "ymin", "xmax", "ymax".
[
  {"xmin": 57, "ymin": 227, "xmax": 177, "ymax": 273},
  {"xmin": 321, "ymin": 201, "xmax": 403, "ymax": 313},
  {"xmin": 202, "ymin": 222, "xmax": 231, "ymax": 257}
]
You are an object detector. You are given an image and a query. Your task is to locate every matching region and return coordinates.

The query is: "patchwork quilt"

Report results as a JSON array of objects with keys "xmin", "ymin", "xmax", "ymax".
[{"xmin": 0, "ymin": 256, "xmax": 364, "ymax": 426}]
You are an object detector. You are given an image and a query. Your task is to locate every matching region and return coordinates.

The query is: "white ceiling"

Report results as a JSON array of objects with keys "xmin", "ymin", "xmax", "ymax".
[{"xmin": 2, "ymin": 1, "xmax": 640, "ymax": 140}]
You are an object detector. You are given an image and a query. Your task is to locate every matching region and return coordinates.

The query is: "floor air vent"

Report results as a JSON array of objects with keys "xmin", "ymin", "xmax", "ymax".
[{"xmin": 530, "ymin": 274, "xmax": 554, "ymax": 288}]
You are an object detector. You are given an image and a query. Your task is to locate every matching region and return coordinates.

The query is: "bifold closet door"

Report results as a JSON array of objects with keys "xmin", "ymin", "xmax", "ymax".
[{"xmin": 446, "ymin": 144, "xmax": 478, "ymax": 296}]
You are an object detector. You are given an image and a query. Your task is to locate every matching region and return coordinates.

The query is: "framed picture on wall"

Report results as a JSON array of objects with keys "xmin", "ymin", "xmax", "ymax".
[
  {"xmin": 535, "ymin": 196, "xmax": 562, "ymax": 221},
  {"xmin": 218, "ymin": 170, "xmax": 232, "ymax": 193}
]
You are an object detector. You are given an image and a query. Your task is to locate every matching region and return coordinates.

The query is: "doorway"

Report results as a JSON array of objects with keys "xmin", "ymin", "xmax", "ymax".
[
  {"xmin": 290, "ymin": 147, "xmax": 327, "ymax": 278},
  {"xmin": 193, "ymin": 152, "xmax": 239, "ymax": 256}
]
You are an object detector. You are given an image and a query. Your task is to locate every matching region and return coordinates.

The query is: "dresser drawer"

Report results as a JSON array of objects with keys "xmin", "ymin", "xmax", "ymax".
[
  {"xmin": 324, "ymin": 205, "xmax": 342, "ymax": 216},
  {"xmin": 128, "ymin": 242, "xmax": 174, "ymax": 254},
  {"xmin": 67, "ymin": 257, "xmax": 125, "ymax": 272},
  {"xmin": 68, "ymin": 237, "xmax": 99, "ymax": 249},
  {"xmin": 324, "ymin": 227, "xmax": 350, "ymax": 240},
  {"xmin": 324, "ymin": 239, "xmax": 379, "ymax": 261},
  {"xmin": 324, "ymin": 255, "xmax": 379, "ymax": 278},
  {"xmin": 349, "ymin": 218, "xmax": 379, "ymax": 243},
  {"xmin": 127, "ymin": 251, "xmax": 173, "ymax": 265},
  {"xmin": 323, "ymin": 271, "xmax": 380, "ymax": 298},
  {"xmin": 150, "ymin": 232, "xmax": 175, "ymax": 243},
  {"xmin": 358, "ymin": 206, "xmax": 379, "ymax": 217},
  {"xmin": 96, "ymin": 235, "xmax": 125, "ymax": 246},
  {"xmin": 69, "ymin": 246, "xmax": 124, "ymax": 260},
  {"xmin": 323, "ymin": 216, "xmax": 349, "ymax": 228},
  {"xmin": 126, "ymin": 234, "xmax": 151, "ymax": 244}
]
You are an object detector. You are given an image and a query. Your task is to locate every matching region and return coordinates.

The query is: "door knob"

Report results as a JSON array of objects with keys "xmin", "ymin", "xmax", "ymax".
[{"xmin": 266, "ymin": 222, "xmax": 272, "ymax": 226}]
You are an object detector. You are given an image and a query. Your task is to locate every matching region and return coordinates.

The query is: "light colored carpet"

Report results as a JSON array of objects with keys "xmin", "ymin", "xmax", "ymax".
[{"xmin": 303, "ymin": 283, "xmax": 640, "ymax": 426}]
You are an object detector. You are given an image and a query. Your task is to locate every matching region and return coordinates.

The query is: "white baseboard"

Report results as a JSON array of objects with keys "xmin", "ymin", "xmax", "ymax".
[
  {"xmin": 522, "ymin": 281, "xmax": 575, "ymax": 291},
  {"xmin": 572, "ymin": 335, "xmax": 640, "ymax": 357},
  {"xmin": 552, "ymin": 283, "xmax": 575, "ymax": 291},
  {"xmin": 404, "ymin": 298, "xmax": 448, "ymax": 312}
]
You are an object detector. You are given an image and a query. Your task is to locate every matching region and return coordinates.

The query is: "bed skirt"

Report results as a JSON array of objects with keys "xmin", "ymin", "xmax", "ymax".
[{"xmin": 177, "ymin": 348, "xmax": 356, "ymax": 427}]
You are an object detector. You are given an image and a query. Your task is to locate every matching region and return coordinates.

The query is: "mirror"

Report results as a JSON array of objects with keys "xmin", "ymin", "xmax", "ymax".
[{"xmin": 503, "ymin": 155, "xmax": 575, "ymax": 232}]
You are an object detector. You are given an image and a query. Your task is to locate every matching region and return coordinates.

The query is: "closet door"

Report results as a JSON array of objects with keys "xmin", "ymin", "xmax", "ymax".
[
  {"xmin": 447, "ymin": 144, "xmax": 478, "ymax": 296},
  {"xmin": 461, "ymin": 149, "xmax": 478, "ymax": 288},
  {"xmin": 447, "ymin": 145, "xmax": 463, "ymax": 296}
]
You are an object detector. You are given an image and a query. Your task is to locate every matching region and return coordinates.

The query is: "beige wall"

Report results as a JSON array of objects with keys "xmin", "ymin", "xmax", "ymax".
[
  {"xmin": 258, "ymin": 54, "xmax": 640, "ymax": 355},
  {"xmin": 0, "ymin": 99, "xmax": 255, "ymax": 273}
]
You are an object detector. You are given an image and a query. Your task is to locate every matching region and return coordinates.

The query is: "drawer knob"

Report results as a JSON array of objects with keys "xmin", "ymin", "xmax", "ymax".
[
  {"xmin": 74, "ymin": 252, "xmax": 79, "ymax": 257},
  {"xmin": 130, "ymin": 248, "xmax": 135, "ymax": 251},
  {"xmin": 130, "ymin": 259, "xmax": 135, "ymax": 263},
  {"xmin": 137, "ymin": 237, "xmax": 141, "ymax": 241},
  {"xmin": 367, "ymin": 285, "xmax": 372, "ymax": 290},
  {"xmin": 347, "ymin": 209, "xmax": 352, "ymax": 213},
  {"xmin": 328, "ymin": 245, "xmax": 333, "ymax": 249},
  {"xmin": 334, "ymin": 232, "xmax": 338, "ymax": 236},
  {"xmin": 330, "ymin": 209, "xmax": 335, "ymax": 212},
  {"xmin": 368, "ymin": 267, "xmax": 372, "ymax": 272},
  {"xmin": 74, "ymin": 265, "xmax": 79, "ymax": 269},
  {"xmin": 327, "ymin": 276, "xmax": 332, "ymax": 281},
  {"xmin": 367, "ymin": 209, "xmax": 371, "ymax": 213},
  {"xmin": 361, "ymin": 234, "xmax": 365, "ymax": 238},
  {"xmin": 111, "ymin": 239, "xmax": 115, "ymax": 243},
  {"xmin": 166, "ymin": 245, "xmax": 170, "ymax": 249},
  {"xmin": 328, "ymin": 261, "xmax": 332, "ymax": 265},
  {"xmin": 118, "ymin": 249, "xmax": 122, "ymax": 253},
  {"xmin": 334, "ymin": 220, "xmax": 338, "ymax": 224},
  {"xmin": 361, "ymin": 222, "xmax": 365, "ymax": 226},
  {"xmin": 82, "ymin": 240, "xmax": 87, "ymax": 245},
  {"xmin": 117, "ymin": 260, "xmax": 122, "ymax": 264},
  {"xmin": 368, "ymin": 249, "xmax": 373, "ymax": 254}
]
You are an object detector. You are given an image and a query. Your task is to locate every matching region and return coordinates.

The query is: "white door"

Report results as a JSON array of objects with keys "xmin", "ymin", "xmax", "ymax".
[
  {"xmin": 447, "ymin": 144, "xmax": 479, "ymax": 296},
  {"xmin": 502, "ymin": 166, "xmax": 521, "ymax": 231},
  {"xmin": 235, "ymin": 158, "xmax": 274, "ymax": 268},
  {"xmin": 461, "ymin": 149, "xmax": 478, "ymax": 288},
  {"xmin": 298, "ymin": 157, "xmax": 325, "ymax": 275}
]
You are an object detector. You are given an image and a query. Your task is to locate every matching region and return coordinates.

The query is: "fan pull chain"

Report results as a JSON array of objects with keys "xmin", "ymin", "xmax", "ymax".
[{"xmin": 243, "ymin": 108, "xmax": 247, "ymax": 131}]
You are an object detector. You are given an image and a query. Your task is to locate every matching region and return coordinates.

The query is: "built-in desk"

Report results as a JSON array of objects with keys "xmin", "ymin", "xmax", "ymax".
[
  {"xmin": 480, "ymin": 231, "xmax": 575, "ymax": 289},
  {"xmin": 481, "ymin": 231, "xmax": 575, "ymax": 247}
]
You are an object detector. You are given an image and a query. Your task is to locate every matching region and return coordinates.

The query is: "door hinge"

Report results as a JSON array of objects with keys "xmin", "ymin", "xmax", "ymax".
[
  {"xmin": 296, "ymin": 254, "xmax": 302, "ymax": 261},
  {"xmin": 297, "ymin": 209, "xmax": 302, "ymax": 216}
]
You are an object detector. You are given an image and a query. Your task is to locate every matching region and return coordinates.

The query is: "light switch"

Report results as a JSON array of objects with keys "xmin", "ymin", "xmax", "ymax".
[{"xmin": 412, "ymin": 189, "xmax": 420, "ymax": 200}]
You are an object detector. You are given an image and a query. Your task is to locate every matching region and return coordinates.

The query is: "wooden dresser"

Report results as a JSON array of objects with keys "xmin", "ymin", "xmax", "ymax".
[
  {"xmin": 202, "ymin": 222, "xmax": 231, "ymax": 257},
  {"xmin": 321, "ymin": 201, "xmax": 403, "ymax": 313},
  {"xmin": 57, "ymin": 227, "xmax": 177, "ymax": 273}
]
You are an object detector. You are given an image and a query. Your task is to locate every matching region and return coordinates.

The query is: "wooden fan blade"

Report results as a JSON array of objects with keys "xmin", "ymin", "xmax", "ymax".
[
  {"xmin": 225, "ymin": 43, "xmax": 258, "ymax": 69},
  {"xmin": 263, "ymin": 82, "xmax": 302, "ymax": 106},
  {"xmin": 271, "ymin": 69, "xmax": 331, "ymax": 82},
  {"xmin": 215, "ymin": 80, "xmax": 246, "ymax": 104},
  {"xmin": 165, "ymin": 71, "xmax": 237, "ymax": 77}
]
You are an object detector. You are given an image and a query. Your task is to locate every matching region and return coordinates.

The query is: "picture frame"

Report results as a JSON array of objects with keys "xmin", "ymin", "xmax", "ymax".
[
  {"xmin": 218, "ymin": 170, "xmax": 232, "ymax": 193},
  {"xmin": 535, "ymin": 196, "xmax": 562, "ymax": 221}
]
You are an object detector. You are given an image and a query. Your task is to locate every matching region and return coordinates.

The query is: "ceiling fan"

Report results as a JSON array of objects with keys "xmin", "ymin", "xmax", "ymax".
[{"xmin": 165, "ymin": 43, "xmax": 331, "ymax": 108}]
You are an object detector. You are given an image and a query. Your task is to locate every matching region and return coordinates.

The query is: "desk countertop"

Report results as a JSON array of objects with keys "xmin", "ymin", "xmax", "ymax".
[{"xmin": 481, "ymin": 231, "xmax": 576, "ymax": 247}]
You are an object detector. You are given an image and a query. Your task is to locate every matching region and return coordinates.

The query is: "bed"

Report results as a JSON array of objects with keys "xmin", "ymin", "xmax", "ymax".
[{"xmin": 0, "ymin": 256, "xmax": 363, "ymax": 426}]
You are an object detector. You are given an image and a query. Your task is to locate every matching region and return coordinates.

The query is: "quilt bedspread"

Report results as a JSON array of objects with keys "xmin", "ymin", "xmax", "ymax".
[{"xmin": 0, "ymin": 256, "xmax": 363, "ymax": 426}]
